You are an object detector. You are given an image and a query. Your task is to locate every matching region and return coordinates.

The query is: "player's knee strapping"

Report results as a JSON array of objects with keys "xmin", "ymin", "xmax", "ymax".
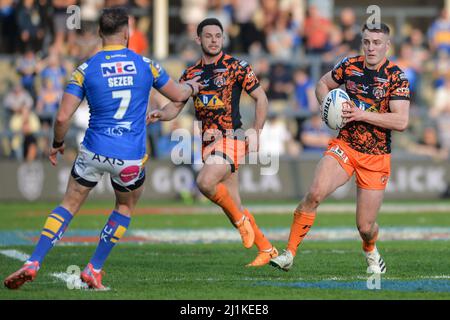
[
  {"xmin": 90, "ymin": 210, "xmax": 130, "ymax": 270},
  {"xmin": 29, "ymin": 206, "xmax": 73, "ymax": 263}
]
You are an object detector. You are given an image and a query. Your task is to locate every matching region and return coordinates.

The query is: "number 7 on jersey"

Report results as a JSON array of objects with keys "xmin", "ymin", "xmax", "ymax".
[{"xmin": 112, "ymin": 90, "xmax": 131, "ymax": 120}]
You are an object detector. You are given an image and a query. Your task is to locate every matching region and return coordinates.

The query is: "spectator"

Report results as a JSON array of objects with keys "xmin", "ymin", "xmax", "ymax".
[
  {"xmin": 430, "ymin": 72, "xmax": 450, "ymax": 118},
  {"xmin": 408, "ymin": 28, "xmax": 430, "ymax": 64},
  {"xmin": 180, "ymin": 0, "xmax": 208, "ymax": 25},
  {"xmin": 16, "ymin": 48, "xmax": 39, "ymax": 99},
  {"xmin": 252, "ymin": 56, "xmax": 271, "ymax": 93},
  {"xmin": 231, "ymin": 0, "xmax": 261, "ymax": 53},
  {"xmin": 35, "ymin": 78, "xmax": 61, "ymax": 128},
  {"xmin": 16, "ymin": 0, "xmax": 45, "ymax": 53},
  {"xmin": 293, "ymin": 67, "xmax": 317, "ymax": 113},
  {"xmin": 396, "ymin": 43, "xmax": 419, "ymax": 103},
  {"xmin": 431, "ymin": 49, "xmax": 450, "ymax": 89},
  {"xmin": 292, "ymin": 67, "xmax": 317, "ymax": 140},
  {"xmin": 260, "ymin": 113, "xmax": 297, "ymax": 157},
  {"xmin": 300, "ymin": 113, "xmax": 332, "ymax": 153},
  {"xmin": 267, "ymin": 63, "xmax": 293, "ymax": 100},
  {"xmin": 207, "ymin": 0, "xmax": 232, "ymax": 50},
  {"xmin": 104, "ymin": 0, "xmax": 128, "ymax": 7},
  {"xmin": 303, "ymin": 4, "xmax": 331, "ymax": 54},
  {"xmin": 0, "ymin": 0, "xmax": 18, "ymax": 53},
  {"xmin": 175, "ymin": 22, "xmax": 202, "ymax": 65},
  {"xmin": 80, "ymin": 0, "xmax": 104, "ymax": 33},
  {"xmin": 128, "ymin": 15, "xmax": 149, "ymax": 55},
  {"xmin": 51, "ymin": 0, "xmax": 77, "ymax": 54},
  {"xmin": 339, "ymin": 7, "xmax": 361, "ymax": 55},
  {"xmin": 2, "ymin": 84, "xmax": 34, "ymax": 124},
  {"xmin": 427, "ymin": 8, "xmax": 450, "ymax": 55},
  {"xmin": 266, "ymin": 11, "xmax": 294, "ymax": 60},
  {"xmin": 70, "ymin": 28, "xmax": 101, "ymax": 61},
  {"xmin": 406, "ymin": 28, "xmax": 429, "ymax": 105},
  {"xmin": 406, "ymin": 126, "xmax": 448, "ymax": 161},
  {"xmin": 9, "ymin": 104, "xmax": 41, "ymax": 161},
  {"xmin": 22, "ymin": 114, "xmax": 39, "ymax": 162},
  {"xmin": 39, "ymin": 52, "xmax": 67, "ymax": 91}
]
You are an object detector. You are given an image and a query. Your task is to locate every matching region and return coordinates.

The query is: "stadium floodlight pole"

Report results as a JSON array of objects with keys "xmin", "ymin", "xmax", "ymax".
[{"xmin": 154, "ymin": 0, "xmax": 169, "ymax": 59}]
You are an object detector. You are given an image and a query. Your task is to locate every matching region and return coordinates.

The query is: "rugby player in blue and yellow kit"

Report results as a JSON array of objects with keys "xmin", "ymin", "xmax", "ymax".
[{"xmin": 4, "ymin": 7, "xmax": 202, "ymax": 290}]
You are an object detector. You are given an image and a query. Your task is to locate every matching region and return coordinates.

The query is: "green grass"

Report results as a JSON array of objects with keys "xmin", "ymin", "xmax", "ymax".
[
  {"xmin": 1, "ymin": 201, "xmax": 450, "ymax": 300},
  {"xmin": 1, "ymin": 242, "xmax": 450, "ymax": 299}
]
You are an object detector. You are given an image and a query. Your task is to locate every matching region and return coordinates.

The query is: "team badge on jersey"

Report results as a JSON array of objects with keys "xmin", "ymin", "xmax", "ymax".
[
  {"xmin": 214, "ymin": 75, "xmax": 225, "ymax": 87},
  {"xmin": 101, "ymin": 61, "xmax": 137, "ymax": 77},
  {"xmin": 373, "ymin": 87, "xmax": 385, "ymax": 99}
]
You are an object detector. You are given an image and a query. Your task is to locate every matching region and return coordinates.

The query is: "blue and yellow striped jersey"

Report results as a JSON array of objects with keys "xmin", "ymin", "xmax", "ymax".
[{"xmin": 65, "ymin": 45, "xmax": 169, "ymax": 160}]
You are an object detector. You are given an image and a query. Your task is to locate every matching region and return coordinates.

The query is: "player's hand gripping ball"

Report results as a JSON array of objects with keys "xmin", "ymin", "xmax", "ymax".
[{"xmin": 321, "ymin": 88, "xmax": 350, "ymax": 130}]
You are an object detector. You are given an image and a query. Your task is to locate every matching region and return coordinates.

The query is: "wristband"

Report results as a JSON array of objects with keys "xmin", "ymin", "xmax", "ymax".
[
  {"xmin": 52, "ymin": 139, "xmax": 64, "ymax": 148},
  {"xmin": 186, "ymin": 83, "xmax": 195, "ymax": 95}
]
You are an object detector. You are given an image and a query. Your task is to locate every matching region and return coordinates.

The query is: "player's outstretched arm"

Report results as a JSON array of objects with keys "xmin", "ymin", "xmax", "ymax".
[
  {"xmin": 49, "ymin": 92, "xmax": 82, "ymax": 166},
  {"xmin": 158, "ymin": 77, "xmax": 202, "ymax": 102},
  {"xmin": 315, "ymin": 71, "xmax": 341, "ymax": 106},
  {"xmin": 146, "ymin": 101, "xmax": 186, "ymax": 124}
]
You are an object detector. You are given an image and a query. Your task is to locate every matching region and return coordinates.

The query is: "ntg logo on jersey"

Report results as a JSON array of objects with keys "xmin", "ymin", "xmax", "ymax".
[{"xmin": 101, "ymin": 61, "xmax": 137, "ymax": 77}]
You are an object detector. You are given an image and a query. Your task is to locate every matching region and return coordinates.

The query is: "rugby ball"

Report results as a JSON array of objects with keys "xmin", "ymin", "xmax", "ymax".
[{"xmin": 321, "ymin": 88, "xmax": 350, "ymax": 130}]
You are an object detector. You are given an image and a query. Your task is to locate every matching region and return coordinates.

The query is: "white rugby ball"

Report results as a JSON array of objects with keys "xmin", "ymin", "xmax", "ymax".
[{"xmin": 321, "ymin": 88, "xmax": 350, "ymax": 130}]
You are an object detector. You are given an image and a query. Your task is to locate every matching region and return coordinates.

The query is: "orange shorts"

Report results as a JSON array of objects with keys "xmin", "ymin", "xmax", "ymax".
[
  {"xmin": 202, "ymin": 137, "xmax": 248, "ymax": 172},
  {"xmin": 324, "ymin": 138, "xmax": 391, "ymax": 190}
]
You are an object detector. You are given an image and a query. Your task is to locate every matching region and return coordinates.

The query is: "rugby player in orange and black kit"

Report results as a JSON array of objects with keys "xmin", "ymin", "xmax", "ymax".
[
  {"xmin": 147, "ymin": 18, "xmax": 278, "ymax": 267},
  {"xmin": 271, "ymin": 23, "xmax": 410, "ymax": 273}
]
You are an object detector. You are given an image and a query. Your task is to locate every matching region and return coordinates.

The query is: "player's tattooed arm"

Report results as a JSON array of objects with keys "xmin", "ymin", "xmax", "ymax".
[{"xmin": 158, "ymin": 76, "xmax": 203, "ymax": 102}]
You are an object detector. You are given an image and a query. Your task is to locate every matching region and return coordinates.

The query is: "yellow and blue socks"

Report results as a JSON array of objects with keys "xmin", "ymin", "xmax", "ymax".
[
  {"xmin": 28, "ymin": 206, "xmax": 73, "ymax": 264},
  {"xmin": 89, "ymin": 210, "xmax": 130, "ymax": 271}
]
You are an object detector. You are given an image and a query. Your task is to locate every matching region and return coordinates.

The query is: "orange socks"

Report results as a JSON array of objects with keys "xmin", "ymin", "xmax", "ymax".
[
  {"xmin": 286, "ymin": 210, "xmax": 316, "ymax": 256},
  {"xmin": 243, "ymin": 209, "xmax": 272, "ymax": 252},
  {"xmin": 210, "ymin": 183, "xmax": 244, "ymax": 225},
  {"xmin": 362, "ymin": 229, "xmax": 378, "ymax": 252}
]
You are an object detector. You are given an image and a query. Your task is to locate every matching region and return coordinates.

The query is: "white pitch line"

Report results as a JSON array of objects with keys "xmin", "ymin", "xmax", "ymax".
[
  {"xmin": 0, "ymin": 249, "xmax": 108, "ymax": 291},
  {"xmin": 246, "ymin": 203, "xmax": 450, "ymax": 214},
  {"xmin": 0, "ymin": 249, "xmax": 30, "ymax": 261},
  {"xmin": 131, "ymin": 227, "xmax": 450, "ymax": 243}
]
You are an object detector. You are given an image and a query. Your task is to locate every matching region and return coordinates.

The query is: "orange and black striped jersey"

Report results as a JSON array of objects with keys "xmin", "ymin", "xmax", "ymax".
[
  {"xmin": 180, "ymin": 52, "xmax": 260, "ymax": 146},
  {"xmin": 331, "ymin": 55, "xmax": 410, "ymax": 155}
]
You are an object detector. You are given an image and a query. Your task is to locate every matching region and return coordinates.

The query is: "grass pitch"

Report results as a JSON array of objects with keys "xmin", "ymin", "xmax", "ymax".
[{"xmin": 1, "ymin": 201, "xmax": 450, "ymax": 300}]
